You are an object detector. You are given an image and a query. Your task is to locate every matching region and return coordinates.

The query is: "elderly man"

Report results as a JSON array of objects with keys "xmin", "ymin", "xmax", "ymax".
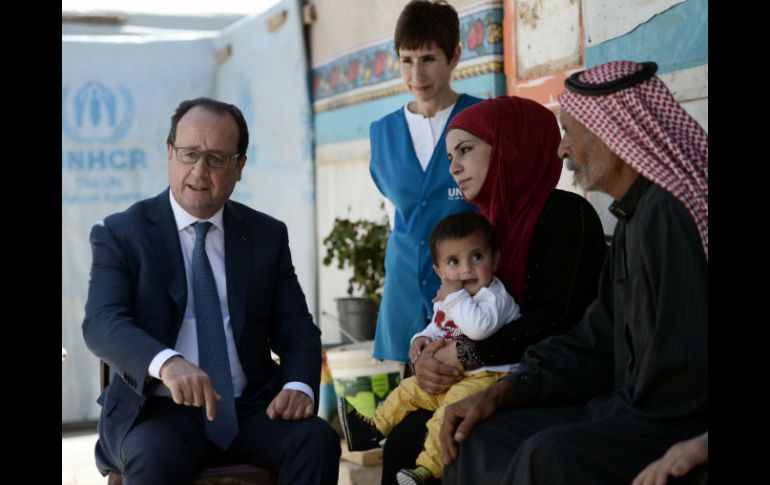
[
  {"xmin": 83, "ymin": 97, "xmax": 339, "ymax": 485},
  {"xmin": 439, "ymin": 61, "xmax": 708, "ymax": 484}
]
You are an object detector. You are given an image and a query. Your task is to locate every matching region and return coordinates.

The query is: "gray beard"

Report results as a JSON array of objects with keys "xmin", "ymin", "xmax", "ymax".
[{"xmin": 565, "ymin": 158, "xmax": 580, "ymax": 172}]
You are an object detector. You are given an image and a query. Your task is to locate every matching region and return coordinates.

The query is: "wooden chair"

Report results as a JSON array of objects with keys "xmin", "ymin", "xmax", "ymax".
[{"xmin": 100, "ymin": 361, "xmax": 278, "ymax": 485}]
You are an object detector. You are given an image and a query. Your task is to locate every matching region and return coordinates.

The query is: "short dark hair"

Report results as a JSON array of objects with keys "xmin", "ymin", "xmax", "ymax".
[
  {"xmin": 166, "ymin": 97, "xmax": 249, "ymax": 156},
  {"xmin": 429, "ymin": 212, "xmax": 497, "ymax": 265},
  {"xmin": 394, "ymin": 0, "xmax": 460, "ymax": 62}
]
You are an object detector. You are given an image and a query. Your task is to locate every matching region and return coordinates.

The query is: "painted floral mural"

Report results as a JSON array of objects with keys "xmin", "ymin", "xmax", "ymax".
[{"xmin": 312, "ymin": 8, "xmax": 503, "ymax": 101}]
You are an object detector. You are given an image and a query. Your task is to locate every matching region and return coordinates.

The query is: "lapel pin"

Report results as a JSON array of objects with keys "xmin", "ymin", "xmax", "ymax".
[{"xmin": 240, "ymin": 235, "xmax": 248, "ymax": 242}]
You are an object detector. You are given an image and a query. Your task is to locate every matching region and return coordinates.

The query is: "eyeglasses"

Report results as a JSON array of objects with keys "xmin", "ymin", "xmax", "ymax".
[{"xmin": 172, "ymin": 145, "xmax": 241, "ymax": 169}]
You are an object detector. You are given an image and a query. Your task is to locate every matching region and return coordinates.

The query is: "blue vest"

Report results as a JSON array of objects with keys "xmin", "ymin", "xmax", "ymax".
[{"xmin": 370, "ymin": 94, "xmax": 481, "ymax": 361}]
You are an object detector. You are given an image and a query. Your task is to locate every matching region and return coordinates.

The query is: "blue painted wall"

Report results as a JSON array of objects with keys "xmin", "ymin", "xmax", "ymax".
[
  {"xmin": 316, "ymin": 72, "xmax": 505, "ymax": 145},
  {"xmin": 586, "ymin": 0, "xmax": 707, "ymax": 74}
]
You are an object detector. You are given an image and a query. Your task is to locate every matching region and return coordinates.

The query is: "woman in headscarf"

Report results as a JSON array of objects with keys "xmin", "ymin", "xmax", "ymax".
[{"xmin": 381, "ymin": 96, "xmax": 608, "ymax": 482}]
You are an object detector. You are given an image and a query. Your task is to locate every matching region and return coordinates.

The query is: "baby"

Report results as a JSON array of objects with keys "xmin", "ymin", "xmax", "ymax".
[{"xmin": 339, "ymin": 212, "xmax": 521, "ymax": 485}]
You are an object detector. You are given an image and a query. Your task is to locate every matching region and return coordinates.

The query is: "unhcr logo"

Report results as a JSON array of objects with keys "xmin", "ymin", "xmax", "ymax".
[
  {"xmin": 62, "ymin": 81, "xmax": 134, "ymax": 143},
  {"xmin": 448, "ymin": 187, "xmax": 464, "ymax": 200}
]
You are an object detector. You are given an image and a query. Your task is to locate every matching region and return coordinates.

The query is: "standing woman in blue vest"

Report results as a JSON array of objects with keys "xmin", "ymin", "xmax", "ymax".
[{"xmin": 370, "ymin": 0, "xmax": 482, "ymax": 364}]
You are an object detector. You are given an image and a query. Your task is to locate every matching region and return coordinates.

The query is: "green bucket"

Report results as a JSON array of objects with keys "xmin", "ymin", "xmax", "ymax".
[{"xmin": 326, "ymin": 341, "xmax": 402, "ymax": 418}]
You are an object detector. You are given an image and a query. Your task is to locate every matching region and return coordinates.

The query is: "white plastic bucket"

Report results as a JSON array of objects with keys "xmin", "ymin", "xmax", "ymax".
[{"xmin": 326, "ymin": 341, "xmax": 402, "ymax": 418}]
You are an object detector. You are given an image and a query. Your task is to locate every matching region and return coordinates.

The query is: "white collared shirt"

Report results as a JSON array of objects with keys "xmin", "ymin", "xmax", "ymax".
[
  {"xmin": 148, "ymin": 191, "xmax": 313, "ymax": 402},
  {"xmin": 380, "ymin": 102, "xmax": 458, "ymax": 230},
  {"xmin": 403, "ymin": 101, "xmax": 456, "ymax": 172}
]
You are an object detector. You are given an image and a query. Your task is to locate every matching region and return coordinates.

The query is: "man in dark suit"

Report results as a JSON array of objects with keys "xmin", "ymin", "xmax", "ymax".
[{"xmin": 83, "ymin": 97, "xmax": 340, "ymax": 485}]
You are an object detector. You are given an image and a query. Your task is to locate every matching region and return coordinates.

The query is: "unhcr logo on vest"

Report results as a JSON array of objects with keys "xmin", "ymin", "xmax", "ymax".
[
  {"xmin": 448, "ymin": 187, "xmax": 464, "ymax": 201},
  {"xmin": 62, "ymin": 81, "xmax": 134, "ymax": 143}
]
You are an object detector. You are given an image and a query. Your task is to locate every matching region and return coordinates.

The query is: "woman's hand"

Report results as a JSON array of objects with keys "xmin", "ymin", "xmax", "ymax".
[
  {"xmin": 413, "ymin": 339, "xmax": 462, "ymax": 394},
  {"xmin": 408, "ymin": 336, "xmax": 431, "ymax": 363},
  {"xmin": 433, "ymin": 339, "xmax": 461, "ymax": 369}
]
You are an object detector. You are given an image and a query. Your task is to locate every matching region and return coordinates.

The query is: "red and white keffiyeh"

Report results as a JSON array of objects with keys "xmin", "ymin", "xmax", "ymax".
[{"xmin": 559, "ymin": 61, "xmax": 708, "ymax": 259}]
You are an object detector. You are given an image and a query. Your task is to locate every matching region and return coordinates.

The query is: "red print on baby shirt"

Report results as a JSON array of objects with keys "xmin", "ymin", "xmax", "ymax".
[
  {"xmin": 434, "ymin": 310, "xmax": 445, "ymax": 326},
  {"xmin": 434, "ymin": 310, "xmax": 458, "ymax": 339}
]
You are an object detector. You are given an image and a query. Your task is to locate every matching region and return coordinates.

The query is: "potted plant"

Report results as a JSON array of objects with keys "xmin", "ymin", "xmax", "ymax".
[{"xmin": 322, "ymin": 210, "xmax": 389, "ymax": 343}]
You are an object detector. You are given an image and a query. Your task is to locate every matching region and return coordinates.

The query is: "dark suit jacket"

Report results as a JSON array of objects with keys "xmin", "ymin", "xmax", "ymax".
[{"xmin": 82, "ymin": 189, "xmax": 321, "ymax": 471}]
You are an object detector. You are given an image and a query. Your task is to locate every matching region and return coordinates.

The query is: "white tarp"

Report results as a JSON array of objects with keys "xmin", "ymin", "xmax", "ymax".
[
  {"xmin": 583, "ymin": 0, "xmax": 685, "ymax": 46},
  {"xmin": 62, "ymin": 35, "xmax": 218, "ymax": 423},
  {"xmin": 213, "ymin": 0, "xmax": 317, "ymax": 326}
]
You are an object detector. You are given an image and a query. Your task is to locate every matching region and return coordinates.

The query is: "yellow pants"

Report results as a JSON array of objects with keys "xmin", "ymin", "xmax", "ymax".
[{"xmin": 372, "ymin": 371, "xmax": 507, "ymax": 478}]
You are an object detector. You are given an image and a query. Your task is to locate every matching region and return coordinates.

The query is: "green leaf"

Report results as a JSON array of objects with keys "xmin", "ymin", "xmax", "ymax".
[{"xmin": 321, "ymin": 214, "xmax": 390, "ymax": 307}]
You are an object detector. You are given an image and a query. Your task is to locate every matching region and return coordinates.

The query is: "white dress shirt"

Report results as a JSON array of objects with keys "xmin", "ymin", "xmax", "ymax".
[
  {"xmin": 381, "ymin": 102, "xmax": 458, "ymax": 229},
  {"xmin": 403, "ymin": 101, "xmax": 456, "ymax": 172},
  {"xmin": 148, "ymin": 192, "xmax": 313, "ymax": 402}
]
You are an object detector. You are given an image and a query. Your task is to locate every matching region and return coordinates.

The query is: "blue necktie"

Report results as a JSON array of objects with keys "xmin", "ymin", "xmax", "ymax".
[{"xmin": 192, "ymin": 221, "xmax": 238, "ymax": 450}]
